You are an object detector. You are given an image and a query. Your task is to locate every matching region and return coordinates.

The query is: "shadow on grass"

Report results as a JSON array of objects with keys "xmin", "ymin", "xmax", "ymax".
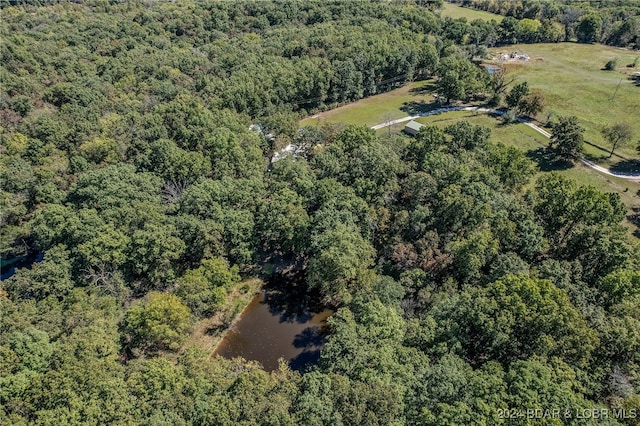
[
  {"xmin": 609, "ymin": 159, "xmax": 640, "ymax": 175},
  {"xmin": 584, "ymin": 152, "xmax": 609, "ymax": 162},
  {"xmin": 400, "ymin": 100, "xmax": 440, "ymax": 115},
  {"xmin": 526, "ymin": 147, "xmax": 574, "ymax": 171},
  {"xmin": 206, "ymin": 324, "xmax": 227, "ymax": 336},
  {"xmin": 409, "ymin": 81, "xmax": 437, "ymax": 95},
  {"xmin": 628, "ymin": 206, "xmax": 640, "ymax": 239}
]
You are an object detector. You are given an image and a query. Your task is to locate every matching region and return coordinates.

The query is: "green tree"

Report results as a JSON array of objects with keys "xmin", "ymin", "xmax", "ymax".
[
  {"xmin": 517, "ymin": 18, "xmax": 542, "ymax": 43},
  {"xmin": 436, "ymin": 70, "xmax": 464, "ymax": 104},
  {"xmin": 597, "ymin": 269, "xmax": 640, "ymax": 307},
  {"xmin": 517, "ymin": 92, "xmax": 545, "ymax": 118},
  {"xmin": 4, "ymin": 245, "xmax": 73, "ymax": 301},
  {"xmin": 122, "ymin": 292, "xmax": 192, "ymax": 353},
  {"xmin": 256, "ymin": 188, "xmax": 309, "ymax": 255},
  {"xmin": 601, "ymin": 122, "xmax": 633, "ymax": 158},
  {"xmin": 486, "ymin": 143, "xmax": 536, "ymax": 191},
  {"xmin": 129, "ymin": 222, "xmax": 186, "ymax": 287},
  {"xmin": 533, "ymin": 173, "xmax": 626, "ymax": 249},
  {"xmin": 319, "ymin": 298, "xmax": 407, "ymax": 382},
  {"xmin": 549, "ymin": 115, "xmax": 584, "ymax": 161},
  {"xmin": 307, "ymin": 223, "xmax": 375, "ymax": 303},
  {"xmin": 576, "ymin": 13, "xmax": 602, "ymax": 43},
  {"xmin": 175, "ymin": 258, "xmax": 240, "ymax": 318},
  {"xmin": 431, "ymin": 274, "xmax": 599, "ymax": 368},
  {"xmin": 505, "ymin": 81, "xmax": 529, "ymax": 109}
]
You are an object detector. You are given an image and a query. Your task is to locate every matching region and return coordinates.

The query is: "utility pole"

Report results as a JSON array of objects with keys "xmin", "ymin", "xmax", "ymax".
[{"xmin": 610, "ymin": 76, "xmax": 623, "ymax": 101}]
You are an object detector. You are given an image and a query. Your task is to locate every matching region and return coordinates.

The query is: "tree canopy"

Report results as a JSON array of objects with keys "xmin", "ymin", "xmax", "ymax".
[{"xmin": 1, "ymin": 1, "xmax": 639, "ymax": 425}]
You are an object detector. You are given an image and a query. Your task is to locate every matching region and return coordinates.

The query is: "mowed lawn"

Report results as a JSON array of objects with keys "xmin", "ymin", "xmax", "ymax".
[
  {"xmin": 440, "ymin": 2, "xmax": 503, "ymax": 22},
  {"xmin": 300, "ymin": 81, "xmax": 436, "ymax": 128},
  {"xmin": 488, "ymin": 43, "xmax": 640, "ymax": 161}
]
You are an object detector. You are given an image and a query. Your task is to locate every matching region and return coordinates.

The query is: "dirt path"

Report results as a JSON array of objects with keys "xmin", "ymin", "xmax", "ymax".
[{"xmin": 372, "ymin": 106, "xmax": 640, "ymax": 182}]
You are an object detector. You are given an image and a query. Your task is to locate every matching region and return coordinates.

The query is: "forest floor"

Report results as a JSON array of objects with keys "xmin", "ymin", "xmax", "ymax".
[{"xmin": 182, "ymin": 278, "xmax": 263, "ymax": 356}]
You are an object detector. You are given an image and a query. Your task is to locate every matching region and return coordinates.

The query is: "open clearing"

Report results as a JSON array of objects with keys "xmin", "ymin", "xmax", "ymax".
[
  {"xmin": 300, "ymin": 43, "xmax": 640, "ymax": 234},
  {"xmin": 487, "ymin": 43, "xmax": 640, "ymax": 161},
  {"xmin": 440, "ymin": 2, "xmax": 504, "ymax": 22},
  {"xmin": 300, "ymin": 81, "xmax": 434, "ymax": 127}
]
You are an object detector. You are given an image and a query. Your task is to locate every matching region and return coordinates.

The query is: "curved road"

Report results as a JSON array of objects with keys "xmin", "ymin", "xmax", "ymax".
[{"xmin": 372, "ymin": 106, "xmax": 640, "ymax": 182}]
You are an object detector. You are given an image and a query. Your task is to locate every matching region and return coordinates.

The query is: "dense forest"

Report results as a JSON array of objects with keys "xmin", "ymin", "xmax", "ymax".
[
  {"xmin": 450, "ymin": 0, "xmax": 640, "ymax": 47},
  {"xmin": 1, "ymin": 1, "xmax": 640, "ymax": 425}
]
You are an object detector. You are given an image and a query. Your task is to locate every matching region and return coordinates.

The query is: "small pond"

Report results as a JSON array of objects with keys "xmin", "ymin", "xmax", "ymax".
[
  {"xmin": 213, "ymin": 273, "xmax": 333, "ymax": 372},
  {"xmin": 1, "ymin": 253, "xmax": 44, "ymax": 281}
]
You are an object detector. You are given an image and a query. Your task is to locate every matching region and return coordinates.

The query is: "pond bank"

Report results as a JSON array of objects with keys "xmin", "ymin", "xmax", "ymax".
[{"xmin": 212, "ymin": 272, "xmax": 334, "ymax": 372}]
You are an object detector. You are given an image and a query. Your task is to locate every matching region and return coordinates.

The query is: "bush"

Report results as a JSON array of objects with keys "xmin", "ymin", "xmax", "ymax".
[
  {"xmin": 488, "ymin": 93, "xmax": 502, "ymax": 107},
  {"xmin": 604, "ymin": 59, "xmax": 617, "ymax": 71},
  {"xmin": 502, "ymin": 108, "xmax": 517, "ymax": 124}
]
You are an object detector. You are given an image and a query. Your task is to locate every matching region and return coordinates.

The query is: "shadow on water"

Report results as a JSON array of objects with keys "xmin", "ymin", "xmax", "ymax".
[
  {"xmin": 214, "ymin": 270, "xmax": 333, "ymax": 373},
  {"xmin": 262, "ymin": 271, "xmax": 328, "ymax": 324},
  {"xmin": 289, "ymin": 349, "xmax": 322, "ymax": 372},
  {"xmin": 1, "ymin": 253, "xmax": 44, "ymax": 281},
  {"xmin": 293, "ymin": 325, "xmax": 327, "ymax": 349},
  {"xmin": 526, "ymin": 147, "xmax": 574, "ymax": 171}
]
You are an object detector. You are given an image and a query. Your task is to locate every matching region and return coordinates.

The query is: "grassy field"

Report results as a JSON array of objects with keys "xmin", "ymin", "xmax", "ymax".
[
  {"xmin": 300, "ymin": 81, "xmax": 434, "ymax": 128},
  {"xmin": 298, "ymin": 44, "xmax": 640, "ymax": 234},
  {"xmin": 440, "ymin": 2, "xmax": 504, "ymax": 22},
  {"xmin": 487, "ymin": 43, "xmax": 640, "ymax": 162}
]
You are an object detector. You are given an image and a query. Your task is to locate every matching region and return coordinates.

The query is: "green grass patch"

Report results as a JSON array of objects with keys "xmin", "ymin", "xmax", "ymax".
[
  {"xmin": 415, "ymin": 110, "xmax": 547, "ymax": 151},
  {"xmin": 300, "ymin": 81, "xmax": 437, "ymax": 127},
  {"xmin": 488, "ymin": 43, "xmax": 640, "ymax": 161},
  {"xmin": 440, "ymin": 2, "xmax": 504, "ymax": 22}
]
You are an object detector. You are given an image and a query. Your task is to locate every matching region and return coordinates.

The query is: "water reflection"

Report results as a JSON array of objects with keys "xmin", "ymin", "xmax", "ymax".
[
  {"xmin": 213, "ymin": 273, "xmax": 333, "ymax": 372},
  {"xmin": 0, "ymin": 253, "xmax": 44, "ymax": 281}
]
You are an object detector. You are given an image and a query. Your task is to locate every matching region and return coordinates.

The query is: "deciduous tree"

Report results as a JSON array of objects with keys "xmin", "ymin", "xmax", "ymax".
[
  {"xmin": 602, "ymin": 122, "xmax": 633, "ymax": 158},
  {"xmin": 549, "ymin": 115, "xmax": 584, "ymax": 161}
]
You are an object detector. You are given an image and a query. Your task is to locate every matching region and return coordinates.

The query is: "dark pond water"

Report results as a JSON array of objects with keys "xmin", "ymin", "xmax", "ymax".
[
  {"xmin": 214, "ymin": 274, "xmax": 333, "ymax": 372},
  {"xmin": 1, "ymin": 253, "xmax": 44, "ymax": 281}
]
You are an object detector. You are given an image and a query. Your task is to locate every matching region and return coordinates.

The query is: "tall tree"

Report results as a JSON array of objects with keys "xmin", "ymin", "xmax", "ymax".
[
  {"xmin": 549, "ymin": 116, "xmax": 584, "ymax": 161},
  {"xmin": 122, "ymin": 292, "xmax": 192, "ymax": 354},
  {"xmin": 576, "ymin": 13, "xmax": 602, "ymax": 43},
  {"xmin": 601, "ymin": 122, "xmax": 633, "ymax": 158},
  {"xmin": 505, "ymin": 82, "xmax": 529, "ymax": 109}
]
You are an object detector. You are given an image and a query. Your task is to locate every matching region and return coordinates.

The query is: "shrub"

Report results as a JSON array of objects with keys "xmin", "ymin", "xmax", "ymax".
[
  {"xmin": 502, "ymin": 108, "xmax": 517, "ymax": 124},
  {"xmin": 604, "ymin": 59, "xmax": 617, "ymax": 71}
]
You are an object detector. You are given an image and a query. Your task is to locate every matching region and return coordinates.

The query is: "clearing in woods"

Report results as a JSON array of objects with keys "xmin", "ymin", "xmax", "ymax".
[
  {"xmin": 487, "ymin": 43, "xmax": 640, "ymax": 161},
  {"xmin": 300, "ymin": 44, "xmax": 640, "ymax": 234},
  {"xmin": 440, "ymin": 2, "xmax": 504, "ymax": 22}
]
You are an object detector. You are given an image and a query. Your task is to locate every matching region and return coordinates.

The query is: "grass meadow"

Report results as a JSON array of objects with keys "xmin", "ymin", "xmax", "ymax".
[
  {"xmin": 487, "ymin": 43, "xmax": 640, "ymax": 162},
  {"xmin": 440, "ymin": 3, "xmax": 504, "ymax": 22}
]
